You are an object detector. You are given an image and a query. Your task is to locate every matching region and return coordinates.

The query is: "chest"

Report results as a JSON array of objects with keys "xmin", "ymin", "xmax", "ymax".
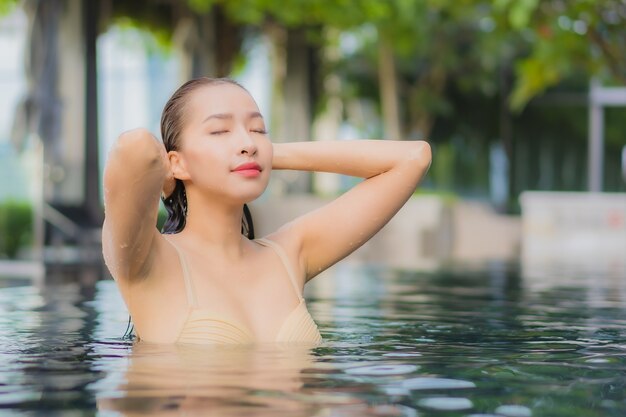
[{"xmin": 177, "ymin": 250, "xmax": 304, "ymax": 338}]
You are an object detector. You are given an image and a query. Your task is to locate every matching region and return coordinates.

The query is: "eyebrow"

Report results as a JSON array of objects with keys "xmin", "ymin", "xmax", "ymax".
[{"xmin": 202, "ymin": 111, "xmax": 264, "ymax": 123}]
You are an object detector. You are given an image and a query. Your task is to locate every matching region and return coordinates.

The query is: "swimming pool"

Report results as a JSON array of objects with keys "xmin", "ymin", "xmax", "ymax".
[{"xmin": 0, "ymin": 261, "xmax": 624, "ymax": 416}]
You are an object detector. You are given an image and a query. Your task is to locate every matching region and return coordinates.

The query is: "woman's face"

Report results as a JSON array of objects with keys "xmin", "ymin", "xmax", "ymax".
[{"xmin": 171, "ymin": 83, "xmax": 273, "ymax": 204}]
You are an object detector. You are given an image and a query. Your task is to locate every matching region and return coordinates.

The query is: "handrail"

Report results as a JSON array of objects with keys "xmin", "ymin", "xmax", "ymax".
[{"xmin": 42, "ymin": 203, "xmax": 82, "ymax": 239}]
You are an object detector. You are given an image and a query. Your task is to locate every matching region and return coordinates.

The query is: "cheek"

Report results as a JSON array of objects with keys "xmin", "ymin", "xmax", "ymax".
[{"xmin": 185, "ymin": 146, "xmax": 224, "ymax": 178}]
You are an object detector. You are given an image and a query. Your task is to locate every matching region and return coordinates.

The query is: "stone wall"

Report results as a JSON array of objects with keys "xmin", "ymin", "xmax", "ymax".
[{"xmin": 251, "ymin": 195, "xmax": 521, "ymax": 270}]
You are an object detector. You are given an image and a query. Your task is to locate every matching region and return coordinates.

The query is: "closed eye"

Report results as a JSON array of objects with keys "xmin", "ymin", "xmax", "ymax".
[
  {"xmin": 252, "ymin": 129, "xmax": 268, "ymax": 134},
  {"xmin": 210, "ymin": 130, "xmax": 229, "ymax": 135}
]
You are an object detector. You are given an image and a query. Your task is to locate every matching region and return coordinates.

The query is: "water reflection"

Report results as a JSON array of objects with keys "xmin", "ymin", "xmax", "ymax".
[
  {"xmin": 0, "ymin": 270, "xmax": 102, "ymax": 412},
  {"xmin": 96, "ymin": 343, "xmax": 325, "ymax": 416}
]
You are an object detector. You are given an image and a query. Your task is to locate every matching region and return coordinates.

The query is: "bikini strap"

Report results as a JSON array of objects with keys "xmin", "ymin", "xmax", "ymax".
[
  {"xmin": 165, "ymin": 237, "xmax": 198, "ymax": 307},
  {"xmin": 255, "ymin": 238, "xmax": 304, "ymax": 301}
]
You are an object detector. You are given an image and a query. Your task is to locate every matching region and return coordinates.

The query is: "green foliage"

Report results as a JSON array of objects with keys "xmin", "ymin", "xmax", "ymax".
[
  {"xmin": 188, "ymin": 0, "xmax": 216, "ymax": 14},
  {"xmin": 413, "ymin": 188, "xmax": 459, "ymax": 206},
  {"xmin": 430, "ymin": 143, "xmax": 456, "ymax": 190},
  {"xmin": 0, "ymin": 0, "xmax": 18, "ymax": 16},
  {"xmin": 321, "ymin": 0, "xmax": 626, "ymax": 123},
  {"xmin": 510, "ymin": 54, "xmax": 562, "ymax": 111},
  {"xmin": 500, "ymin": 0, "xmax": 626, "ymax": 110},
  {"xmin": 188, "ymin": 0, "xmax": 401, "ymax": 30},
  {"xmin": 112, "ymin": 17, "xmax": 175, "ymax": 53},
  {"xmin": 108, "ymin": 0, "xmax": 179, "ymax": 49},
  {"xmin": 102, "ymin": 0, "xmax": 622, "ymax": 117},
  {"xmin": 494, "ymin": 0, "xmax": 540, "ymax": 30},
  {"xmin": 333, "ymin": 0, "xmax": 513, "ymax": 140},
  {"xmin": 0, "ymin": 200, "xmax": 33, "ymax": 259}
]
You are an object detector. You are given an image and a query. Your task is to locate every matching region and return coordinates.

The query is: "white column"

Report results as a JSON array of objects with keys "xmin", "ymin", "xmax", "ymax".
[{"xmin": 587, "ymin": 80, "xmax": 626, "ymax": 191}]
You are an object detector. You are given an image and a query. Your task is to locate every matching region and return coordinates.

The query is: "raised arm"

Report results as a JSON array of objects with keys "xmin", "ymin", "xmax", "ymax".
[
  {"xmin": 272, "ymin": 139, "xmax": 431, "ymax": 281},
  {"xmin": 102, "ymin": 128, "xmax": 172, "ymax": 282}
]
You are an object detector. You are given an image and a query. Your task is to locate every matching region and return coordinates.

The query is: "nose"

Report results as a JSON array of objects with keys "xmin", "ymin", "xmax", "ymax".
[{"xmin": 237, "ymin": 128, "xmax": 258, "ymax": 156}]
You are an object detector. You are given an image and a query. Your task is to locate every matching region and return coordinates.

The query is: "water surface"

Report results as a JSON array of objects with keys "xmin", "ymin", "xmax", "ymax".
[{"xmin": 0, "ymin": 262, "xmax": 625, "ymax": 416}]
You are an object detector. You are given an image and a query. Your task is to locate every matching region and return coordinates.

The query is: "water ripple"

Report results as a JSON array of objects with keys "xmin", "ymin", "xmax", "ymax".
[{"xmin": 0, "ymin": 264, "xmax": 625, "ymax": 416}]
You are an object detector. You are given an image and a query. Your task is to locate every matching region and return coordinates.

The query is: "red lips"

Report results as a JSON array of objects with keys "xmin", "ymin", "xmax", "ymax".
[
  {"xmin": 232, "ymin": 162, "xmax": 261, "ymax": 177},
  {"xmin": 233, "ymin": 162, "xmax": 261, "ymax": 172}
]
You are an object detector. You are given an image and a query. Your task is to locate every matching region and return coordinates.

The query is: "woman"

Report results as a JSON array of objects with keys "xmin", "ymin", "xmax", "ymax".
[{"xmin": 102, "ymin": 77, "xmax": 431, "ymax": 345}]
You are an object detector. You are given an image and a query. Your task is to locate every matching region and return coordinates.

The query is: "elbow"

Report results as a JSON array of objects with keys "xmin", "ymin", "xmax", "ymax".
[
  {"xmin": 115, "ymin": 128, "xmax": 163, "ymax": 162},
  {"xmin": 407, "ymin": 140, "xmax": 432, "ymax": 170},
  {"xmin": 399, "ymin": 141, "xmax": 431, "ymax": 188},
  {"xmin": 106, "ymin": 129, "xmax": 165, "ymax": 175},
  {"xmin": 419, "ymin": 141, "xmax": 432, "ymax": 165},
  {"xmin": 103, "ymin": 128, "xmax": 166, "ymax": 198}
]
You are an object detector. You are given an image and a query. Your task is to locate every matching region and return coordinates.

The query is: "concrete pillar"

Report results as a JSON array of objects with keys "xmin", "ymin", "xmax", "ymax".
[
  {"xmin": 83, "ymin": 0, "xmax": 101, "ymax": 224},
  {"xmin": 588, "ymin": 79, "xmax": 604, "ymax": 192},
  {"xmin": 283, "ymin": 28, "xmax": 313, "ymax": 193},
  {"xmin": 49, "ymin": 0, "xmax": 87, "ymax": 205},
  {"xmin": 264, "ymin": 25, "xmax": 315, "ymax": 195}
]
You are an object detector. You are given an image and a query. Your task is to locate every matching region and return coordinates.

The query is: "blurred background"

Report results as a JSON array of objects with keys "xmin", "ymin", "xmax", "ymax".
[{"xmin": 0, "ymin": 0, "xmax": 624, "ymax": 278}]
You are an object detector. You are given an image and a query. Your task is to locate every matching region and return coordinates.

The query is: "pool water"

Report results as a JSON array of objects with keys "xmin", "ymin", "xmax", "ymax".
[{"xmin": 0, "ymin": 262, "xmax": 625, "ymax": 416}]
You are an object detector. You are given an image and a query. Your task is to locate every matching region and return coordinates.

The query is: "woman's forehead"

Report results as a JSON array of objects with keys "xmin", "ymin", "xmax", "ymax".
[{"xmin": 187, "ymin": 83, "xmax": 261, "ymax": 120}]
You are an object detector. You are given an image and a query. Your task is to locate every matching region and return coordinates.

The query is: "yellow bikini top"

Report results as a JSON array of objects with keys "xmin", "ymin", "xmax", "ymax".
[{"xmin": 167, "ymin": 237, "xmax": 322, "ymax": 345}]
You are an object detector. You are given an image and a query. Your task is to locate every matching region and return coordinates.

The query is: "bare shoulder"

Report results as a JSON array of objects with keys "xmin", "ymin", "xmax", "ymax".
[{"xmin": 257, "ymin": 224, "xmax": 307, "ymax": 283}]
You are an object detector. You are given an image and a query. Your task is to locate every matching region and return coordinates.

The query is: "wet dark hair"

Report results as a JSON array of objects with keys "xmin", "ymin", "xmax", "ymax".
[{"xmin": 159, "ymin": 77, "xmax": 254, "ymax": 239}]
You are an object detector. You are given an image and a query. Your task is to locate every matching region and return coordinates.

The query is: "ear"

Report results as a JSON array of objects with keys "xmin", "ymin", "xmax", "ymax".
[{"xmin": 168, "ymin": 151, "xmax": 191, "ymax": 180}]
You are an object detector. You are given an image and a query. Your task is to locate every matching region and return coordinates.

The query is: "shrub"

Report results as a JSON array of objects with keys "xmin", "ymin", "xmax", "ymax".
[{"xmin": 0, "ymin": 200, "xmax": 33, "ymax": 259}]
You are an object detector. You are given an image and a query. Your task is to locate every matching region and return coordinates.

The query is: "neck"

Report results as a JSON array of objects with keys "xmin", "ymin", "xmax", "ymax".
[{"xmin": 179, "ymin": 189, "xmax": 247, "ymax": 258}]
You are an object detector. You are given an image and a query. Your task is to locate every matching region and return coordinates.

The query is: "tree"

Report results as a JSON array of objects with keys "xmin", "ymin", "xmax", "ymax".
[{"xmin": 492, "ymin": 0, "xmax": 626, "ymax": 110}]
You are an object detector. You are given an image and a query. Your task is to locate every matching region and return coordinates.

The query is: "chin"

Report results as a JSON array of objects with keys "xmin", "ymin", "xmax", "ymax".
[{"xmin": 238, "ymin": 183, "xmax": 269, "ymax": 204}]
